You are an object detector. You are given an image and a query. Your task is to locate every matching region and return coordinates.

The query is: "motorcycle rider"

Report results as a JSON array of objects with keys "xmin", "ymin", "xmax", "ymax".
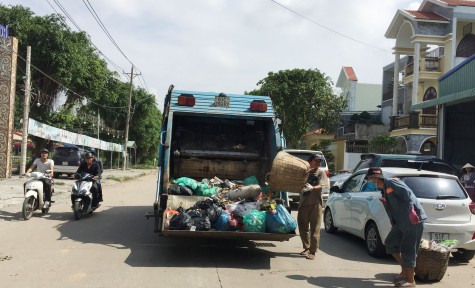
[
  {"xmin": 24, "ymin": 148, "xmax": 54, "ymax": 208},
  {"xmin": 75, "ymin": 152, "xmax": 101, "ymax": 208},
  {"xmin": 88, "ymin": 149, "xmax": 104, "ymax": 202}
]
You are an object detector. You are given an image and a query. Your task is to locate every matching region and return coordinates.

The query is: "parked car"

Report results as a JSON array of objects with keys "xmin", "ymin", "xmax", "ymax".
[
  {"xmin": 329, "ymin": 153, "xmax": 459, "ymax": 188},
  {"xmin": 324, "ymin": 167, "xmax": 475, "ymax": 261},
  {"xmin": 52, "ymin": 146, "xmax": 86, "ymax": 178},
  {"xmin": 283, "ymin": 149, "xmax": 331, "ymax": 207}
]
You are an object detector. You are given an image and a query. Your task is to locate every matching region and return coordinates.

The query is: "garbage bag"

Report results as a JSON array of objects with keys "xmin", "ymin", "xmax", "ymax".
[
  {"xmin": 169, "ymin": 210, "xmax": 192, "ymax": 230},
  {"xmin": 243, "ymin": 176, "xmax": 259, "ymax": 186},
  {"xmin": 243, "ymin": 209, "xmax": 267, "ymax": 232},
  {"xmin": 191, "ymin": 216, "xmax": 211, "ymax": 231},
  {"xmin": 196, "ymin": 182, "xmax": 218, "ymax": 197},
  {"xmin": 213, "ymin": 211, "xmax": 237, "ymax": 231},
  {"xmin": 168, "ymin": 183, "xmax": 193, "ymax": 196},
  {"xmin": 232, "ymin": 200, "xmax": 262, "ymax": 218},
  {"xmin": 225, "ymin": 184, "xmax": 261, "ymax": 201},
  {"xmin": 266, "ymin": 204, "xmax": 297, "ymax": 233},
  {"xmin": 174, "ymin": 177, "xmax": 198, "ymax": 191}
]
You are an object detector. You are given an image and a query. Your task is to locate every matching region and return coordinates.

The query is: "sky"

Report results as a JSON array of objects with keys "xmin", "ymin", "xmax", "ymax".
[{"xmin": 2, "ymin": 0, "xmax": 422, "ymax": 110}]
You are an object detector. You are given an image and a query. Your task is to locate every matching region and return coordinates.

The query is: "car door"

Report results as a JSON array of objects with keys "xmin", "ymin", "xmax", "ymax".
[
  {"xmin": 333, "ymin": 173, "xmax": 366, "ymax": 230},
  {"xmin": 348, "ymin": 176, "xmax": 382, "ymax": 236}
]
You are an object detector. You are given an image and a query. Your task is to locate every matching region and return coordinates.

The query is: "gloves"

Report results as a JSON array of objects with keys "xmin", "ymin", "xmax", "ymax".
[
  {"xmin": 302, "ymin": 183, "xmax": 313, "ymax": 193},
  {"xmin": 408, "ymin": 206, "xmax": 420, "ymax": 225}
]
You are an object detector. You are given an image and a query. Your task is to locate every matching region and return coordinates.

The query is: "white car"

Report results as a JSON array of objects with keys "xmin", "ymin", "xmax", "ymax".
[
  {"xmin": 324, "ymin": 167, "xmax": 475, "ymax": 261},
  {"xmin": 283, "ymin": 149, "xmax": 331, "ymax": 207}
]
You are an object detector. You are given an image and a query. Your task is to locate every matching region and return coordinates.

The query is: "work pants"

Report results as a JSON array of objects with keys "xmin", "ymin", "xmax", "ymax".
[{"xmin": 297, "ymin": 203, "xmax": 323, "ymax": 254}]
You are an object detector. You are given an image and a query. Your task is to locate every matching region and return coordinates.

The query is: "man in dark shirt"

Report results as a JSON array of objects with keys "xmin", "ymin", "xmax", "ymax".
[{"xmin": 76, "ymin": 152, "xmax": 101, "ymax": 208}]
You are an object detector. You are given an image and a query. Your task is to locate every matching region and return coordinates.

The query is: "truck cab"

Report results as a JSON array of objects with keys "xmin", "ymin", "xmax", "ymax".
[{"xmin": 149, "ymin": 86, "xmax": 294, "ymax": 241}]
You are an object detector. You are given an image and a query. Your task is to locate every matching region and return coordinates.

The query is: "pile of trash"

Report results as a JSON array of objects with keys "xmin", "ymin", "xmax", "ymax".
[
  {"xmin": 420, "ymin": 239, "xmax": 459, "ymax": 253},
  {"xmin": 163, "ymin": 176, "xmax": 297, "ymax": 234}
]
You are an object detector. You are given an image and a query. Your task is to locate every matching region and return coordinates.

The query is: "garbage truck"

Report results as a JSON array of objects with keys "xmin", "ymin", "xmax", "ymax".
[{"xmin": 146, "ymin": 85, "xmax": 296, "ymax": 241}]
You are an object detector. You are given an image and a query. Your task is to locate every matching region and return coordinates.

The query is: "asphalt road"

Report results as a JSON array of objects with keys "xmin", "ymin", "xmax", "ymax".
[{"xmin": 0, "ymin": 172, "xmax": 474, "ymax": 288}]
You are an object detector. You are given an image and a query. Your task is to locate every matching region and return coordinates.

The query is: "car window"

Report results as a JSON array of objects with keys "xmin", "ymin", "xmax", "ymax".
[
  {"xmin": 353, "ymin": 158, "xmax": 372, "ymax": 171},
  {"xmin": 55, "ymin": 148, "xmax": 79, "ymax": 158},
  {"xmin": 287, "ymin": 152, "xmax": 327, "ymax": 168},
  {"xmin": 380, "ymin": 159, "xmax": 459, "ymax": 177},
  {"xmin": 341, "ymin": 174, "xmax": 366, "ymax": 192},
  {"xmin": 400, "ymin": 176, "xmax": 467, "ymax": 200}
]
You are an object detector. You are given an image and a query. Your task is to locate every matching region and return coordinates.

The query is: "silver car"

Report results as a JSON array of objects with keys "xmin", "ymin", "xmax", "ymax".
[{"xmin": 325, "ymin": 167, "xmax": 475, "ymax": 261}]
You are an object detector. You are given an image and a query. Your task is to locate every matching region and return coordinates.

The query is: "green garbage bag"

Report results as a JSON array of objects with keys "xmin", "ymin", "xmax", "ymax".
[
  {"xmin": 174, "ymin": 177, "xmax": 198, "ymax": 191},
  {"xmin": 243, "ymin": 209, "xmax": 266, "ymax": 232}
]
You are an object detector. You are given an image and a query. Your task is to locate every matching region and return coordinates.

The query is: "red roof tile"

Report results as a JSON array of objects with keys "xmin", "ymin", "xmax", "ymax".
[
  {"xmin": 440, "ymin": 0, "xmax": 475, "ymax": 7},
  {"xmin": 343, "ymin": 67, "xmax": 357, "ymax": 81},
  {"xmin": 405, "ymin": 10, "xmax": 449, "ymax": 21}
]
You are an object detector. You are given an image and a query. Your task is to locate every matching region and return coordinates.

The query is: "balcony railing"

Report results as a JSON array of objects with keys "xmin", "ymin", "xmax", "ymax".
[
  {"xmin": 403, "ymin": 57, "xmax": 440, "ymax": 77},
  {"xmin": 391, "ymin": 112, "xmax": 437, "ymax": 130}
]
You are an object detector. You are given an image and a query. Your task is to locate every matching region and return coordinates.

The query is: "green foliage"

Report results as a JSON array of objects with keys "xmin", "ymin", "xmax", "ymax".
[
  {"xmin": 1, "ymin": 5, "xmax": 161, "ymax": 163},
  {"xmin": 349, "ymin": 111, "xmax": 382, "ymax": 125},
  {"xmin": 247, "ymin": 68, "xmax": 346, "ymax": 148},
  {"xmin": 369, "ymin": 136, "xmax": 398, "ymax": 154}
]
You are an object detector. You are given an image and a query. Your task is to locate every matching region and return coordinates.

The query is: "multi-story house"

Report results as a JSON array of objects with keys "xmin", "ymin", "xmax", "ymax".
[{"xmin": 384, "ymin": 0, "xmax": 475, "ymax": 158}]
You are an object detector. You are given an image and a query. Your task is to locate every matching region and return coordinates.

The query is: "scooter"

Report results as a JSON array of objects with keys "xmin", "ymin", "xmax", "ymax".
[
  {"xmin": 22, "ymin": 170, "xmax": 54, "ymax": 220},
  {"xmin": 71, "ymin": 172, "xmax": 99, "ymax": 220}
]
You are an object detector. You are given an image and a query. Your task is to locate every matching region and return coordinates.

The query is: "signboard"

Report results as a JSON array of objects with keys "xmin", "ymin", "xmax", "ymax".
[
  {"xmin": 0, "ymin": 24, "xmax": 8, "ymax": 39},
  {"xmin": 214, "ymin": 95, "xmax": 230, "ymax": 108}
]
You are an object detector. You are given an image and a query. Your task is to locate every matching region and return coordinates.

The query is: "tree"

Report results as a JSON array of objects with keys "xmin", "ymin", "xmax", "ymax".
[
  {"xmin": 369, "ymin": 136, "xmax": 398, "ymax": 154},
  {"xmin": 247, "ymin": 69, "xmax": 346, "ymax": 148},
  {"xmin": 1, "ymin": 5, "xmax": 162, "ymax": 163}
]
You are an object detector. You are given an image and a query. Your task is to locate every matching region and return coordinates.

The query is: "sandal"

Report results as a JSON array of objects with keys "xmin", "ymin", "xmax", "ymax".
[
  {"xmin": 306, "ymin": 253, "xmax": 316, "ymax": 260},
  {"xmin": 299, "ymin": 249, "xmax": 309, "ymax": 255},
  {"xmin": 395, "ymin": 280, "xmax": 416, "ymax": 287}
]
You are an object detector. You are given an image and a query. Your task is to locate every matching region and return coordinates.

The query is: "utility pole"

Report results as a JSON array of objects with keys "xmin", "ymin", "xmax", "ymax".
[
  {"xmin": 20, "ymin": 46, "xmax": 31, "ymax": 175},
  {"xmin": 97, "ymin": 109, "xmax": 100, "ymax": 159},
  {"xmin": 123, "ymin": 66, "xmax": 140, "ymax": 170}
]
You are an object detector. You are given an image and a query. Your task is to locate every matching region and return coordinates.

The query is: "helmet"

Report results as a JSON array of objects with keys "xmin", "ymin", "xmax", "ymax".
[
  {"xmin": 88, "ymin": 148, "xmax": 96, "ymax": 155},
  {"xmin": 84, "ymin": 152, "xmax": 94, "ymax": 159},
  {"xmin": 308, "ymin": 153, "xmax": 323, "ymax": 162},
  {"xmin": 40, "ymin": 148, "xmax": 49, "ymax": 153}
]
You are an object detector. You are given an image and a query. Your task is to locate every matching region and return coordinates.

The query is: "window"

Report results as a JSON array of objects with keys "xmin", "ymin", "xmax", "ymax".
[
  {"xmin": 401, "ymin": 176, "xmax": 466, "ymax": 199},
  {"xmin": 341, "ymin": 174, "xmax": 366, "ymax": 192}
]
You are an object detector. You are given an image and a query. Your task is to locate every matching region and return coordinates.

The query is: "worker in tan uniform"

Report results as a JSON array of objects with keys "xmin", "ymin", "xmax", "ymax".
[{"xmin": 297, "ymin": 153, "xmax": 325, "ymax": 260}]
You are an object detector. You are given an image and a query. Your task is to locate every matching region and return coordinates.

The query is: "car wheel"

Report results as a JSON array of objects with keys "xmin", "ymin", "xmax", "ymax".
[
  {"xmin": 365, "ymin": 222, "xmax": 386, "ymax": 258},
  {"xmin": 53, "ymin": 172, "xmax": 60, "ymax": 179},
  {"xmin": 452, "ymin": 249, "xmax": 475, "ymax": 262},
  {"xmin": 324, "ymin": 208, "xmax": 337, "ymax": 234}
]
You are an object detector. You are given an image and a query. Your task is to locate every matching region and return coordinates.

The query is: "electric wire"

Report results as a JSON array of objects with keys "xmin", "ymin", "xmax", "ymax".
[{"xmin": 270, "ymin": 0, "xmax": 390, "ymax": 53}]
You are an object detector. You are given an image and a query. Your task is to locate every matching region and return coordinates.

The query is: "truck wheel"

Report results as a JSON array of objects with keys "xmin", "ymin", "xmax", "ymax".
[
  {"xmin": 452, "ymin": 249, "xmax": 475, "ymax": 262},
  {"xmin": 365, "ymin": 222, "xmax": 386, "ymax": 258}
]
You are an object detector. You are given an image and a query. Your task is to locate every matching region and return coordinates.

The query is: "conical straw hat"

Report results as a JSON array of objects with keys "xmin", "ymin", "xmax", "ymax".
[{"xmin": 462, "ymin": 163, "xmax": 474, "ymax": 169}]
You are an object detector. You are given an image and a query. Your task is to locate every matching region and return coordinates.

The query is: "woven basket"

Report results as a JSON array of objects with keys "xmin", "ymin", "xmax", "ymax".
[
  {"xmin": 267, "ymin": 151, "xmax": 310, "ymax": 193},
  {"xmin": 414, "ymin": 247, "xmax": 451, "ymax": 282}
]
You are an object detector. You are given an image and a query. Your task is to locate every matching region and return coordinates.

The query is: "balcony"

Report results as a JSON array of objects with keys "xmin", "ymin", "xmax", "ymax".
[
  {"xmin": 391, "ymin": 112, "xmax": 437, "ymax": 130},
  {"xmin": 403, "ymin": 57, "xmax": 441, "ymax": 77}
]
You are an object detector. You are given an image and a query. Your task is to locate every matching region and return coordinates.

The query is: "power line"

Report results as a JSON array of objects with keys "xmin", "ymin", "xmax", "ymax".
[{"xmin": 270, "ymin": 0, "xmax": 390, "ymax": 53}]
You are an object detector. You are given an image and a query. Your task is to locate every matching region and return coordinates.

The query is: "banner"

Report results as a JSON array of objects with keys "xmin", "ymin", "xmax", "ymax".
[{"xmin": 28, "ymin": 118, "xmax": 123, "ymax": 152}]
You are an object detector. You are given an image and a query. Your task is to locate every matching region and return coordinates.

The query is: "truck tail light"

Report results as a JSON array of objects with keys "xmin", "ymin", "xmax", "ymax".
[
  {"xmin": 250, "ymin": 100, "xmax": 267, "ymax": 112},
  {"xmin": 177, "ymin": 94, "xmax": 195, "ymax": 106},
  {"xmin": 470, "ymin": 202, "xmax": 475, "ymax": 215}
]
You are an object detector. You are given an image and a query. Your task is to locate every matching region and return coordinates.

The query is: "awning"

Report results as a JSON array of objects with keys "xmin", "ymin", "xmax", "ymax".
[{"xmin": 411, "ymin": 88, "xmax": 475, "ymax": 110}]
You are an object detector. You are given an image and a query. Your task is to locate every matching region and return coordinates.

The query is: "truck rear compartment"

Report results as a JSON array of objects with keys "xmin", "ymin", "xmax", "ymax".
[{"xmin": 161, "ymin": 114, "xmax": 296, "ymax": 240}]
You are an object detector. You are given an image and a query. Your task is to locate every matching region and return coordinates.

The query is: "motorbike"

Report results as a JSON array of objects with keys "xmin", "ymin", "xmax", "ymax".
[
  {"xmin": 71, "ymin": 172, "xmax": 99, "ymax": 220},
  {"xmin": 22, "ymin": 170, "xmax": 54, "ymax": 220}
]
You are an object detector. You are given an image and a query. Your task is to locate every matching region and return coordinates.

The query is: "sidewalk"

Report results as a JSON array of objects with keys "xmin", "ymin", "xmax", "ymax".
[{"xmin": 0, "ymin": 168, "xmax": 156, "ymax": 209}]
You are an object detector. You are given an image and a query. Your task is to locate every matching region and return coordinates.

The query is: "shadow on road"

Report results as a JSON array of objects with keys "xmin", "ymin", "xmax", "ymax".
[{"xmin": 54, "ymin": 205, "xmax": 298, "ymax": 269}]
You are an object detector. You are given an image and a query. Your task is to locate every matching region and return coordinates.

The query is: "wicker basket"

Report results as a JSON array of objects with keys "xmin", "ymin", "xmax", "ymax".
[
  {"xmin": 267, "ymin": 151, "xmax": 310, "ymax": 193},
  {"xmin": 414, "ymin": 247, "xmax": 451, "ymax": 282}
]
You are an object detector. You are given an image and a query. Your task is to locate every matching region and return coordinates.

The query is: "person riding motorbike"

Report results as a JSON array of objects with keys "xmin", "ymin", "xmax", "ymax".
[
  {"xmin": 88, "ymin": 149, "xmax": 104, "ymax": 202},
  {"xmin": 24, "ymin": 148, "xmax": 54, "ymax": 208},
  {"xmin": 75, "ymin": 152, "xmax": 101, "ymax": 208}
]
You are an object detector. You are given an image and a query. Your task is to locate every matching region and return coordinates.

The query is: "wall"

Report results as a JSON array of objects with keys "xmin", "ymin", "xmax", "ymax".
[
  {"xmin": 0, "ymin": 37, "xmax": 18, "ymax": 178},
  {"xmin": 355, "ymin": 83, "xmax": 382, "ymax": 111}
]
